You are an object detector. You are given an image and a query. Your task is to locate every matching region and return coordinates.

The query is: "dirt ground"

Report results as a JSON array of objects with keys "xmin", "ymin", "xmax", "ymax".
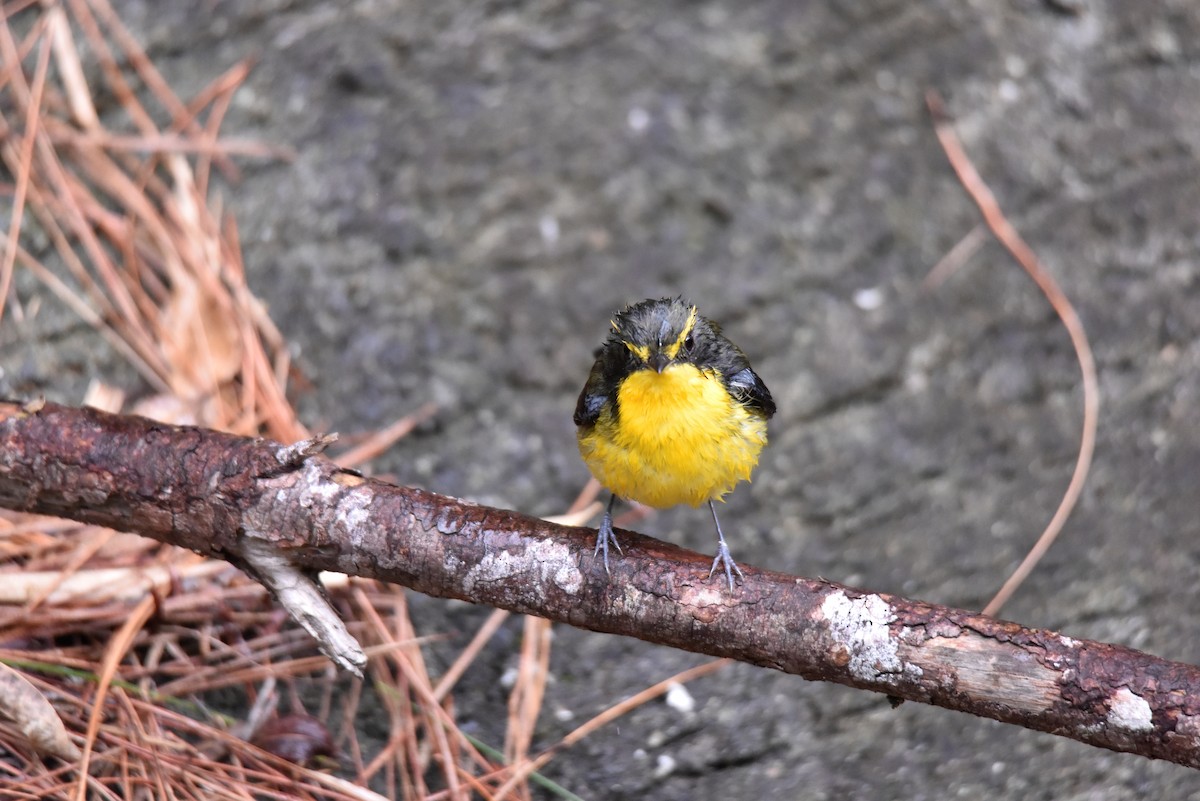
[{"xmin": 8, "ymin": 0, "xmax": 1200, "ymax": 797}]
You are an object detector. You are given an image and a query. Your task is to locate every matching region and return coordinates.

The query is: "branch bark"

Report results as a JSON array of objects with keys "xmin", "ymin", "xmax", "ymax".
[{"xmin": 3, "ymin": 401, "xmax": 1200, "ymax": 768}]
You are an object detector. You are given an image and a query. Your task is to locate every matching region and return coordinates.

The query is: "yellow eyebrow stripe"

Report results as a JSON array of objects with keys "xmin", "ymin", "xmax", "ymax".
[
  {"xmin": 662, "ymin": 305, "xmax": 697, "ymax": 360},
  {"xmin": 624, "ymin": 341, "xmax": 650, "ymax": 362}
]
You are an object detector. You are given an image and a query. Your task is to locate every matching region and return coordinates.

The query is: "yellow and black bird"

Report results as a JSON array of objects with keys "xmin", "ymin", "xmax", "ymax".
[{"xmin": 574, "ymin": 297, "xmax": 776, "ymax": 588}]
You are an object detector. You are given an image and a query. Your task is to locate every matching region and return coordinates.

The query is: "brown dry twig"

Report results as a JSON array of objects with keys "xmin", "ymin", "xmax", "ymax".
[
  {"xmin": 4, "ymin": 401, "xmax": 1200, "ymax": 771},
  {"xmin": 925, "ymin": 90, "xmax": 1100, "ymax": 617}
]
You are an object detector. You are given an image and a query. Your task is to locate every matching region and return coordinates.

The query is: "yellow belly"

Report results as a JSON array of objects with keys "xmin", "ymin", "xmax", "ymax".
[{"xmin": 577, "ymin": 364, "xmax": 768, "ymax": 508}]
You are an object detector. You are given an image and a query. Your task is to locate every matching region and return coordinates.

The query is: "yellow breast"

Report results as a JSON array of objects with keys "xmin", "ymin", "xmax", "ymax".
[{"xmin": 577, "ymin": 364, "xmax": 768, "ymax": 508}]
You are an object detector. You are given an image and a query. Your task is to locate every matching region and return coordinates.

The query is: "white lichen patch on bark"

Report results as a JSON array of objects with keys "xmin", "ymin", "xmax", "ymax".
[
  {"xmin": 278, "ymin": 461, "xmax": 376, "ymax": 547},
  {"xmin": 1173, "ymin": 712, "xmax": 1200, "ymax": 741},
  {"xmin": 334, "ymin": 489, "xmax": 373, "ymax": 534},
  {"xmin": 822, "ymin": 590, "xmax": 908, "ymax": 683},
  {"xmin": 306, "ymin": 477, "xmax": 341, "ymax": 502},
  {"xmin": 1107, "ymin": 687, "xmax": 1153, "ymax": 732},
  {"xmin": 464, "ymin": 539, "xmax": 582, "ymax": 596},
  {"xmin": 279, "ymin": 460, "xmax": 341, "ymax": 507},
  {"xmin": 688, "ymin": 584, "xmax": 731, "ymax": 607}
]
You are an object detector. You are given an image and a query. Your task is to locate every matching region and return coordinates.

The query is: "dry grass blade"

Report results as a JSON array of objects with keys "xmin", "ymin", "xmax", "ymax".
[
  {"xmin": 925, "ymin": 90, "xmax": 1100, "ymax": 617},
  {"xmin": 73, "ymin": 594, "xmax": 155, "ymax": 800}
]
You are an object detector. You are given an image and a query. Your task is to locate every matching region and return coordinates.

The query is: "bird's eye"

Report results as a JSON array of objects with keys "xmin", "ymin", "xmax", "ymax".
[{"xmin": 684, "ymin": 333, "xmax": 695, "ymax": 351}]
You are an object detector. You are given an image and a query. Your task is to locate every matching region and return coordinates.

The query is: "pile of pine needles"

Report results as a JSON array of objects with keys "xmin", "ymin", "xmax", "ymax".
[{"xmin": 0, "ymin": 2, "xmax": 717, "ymax": 798}]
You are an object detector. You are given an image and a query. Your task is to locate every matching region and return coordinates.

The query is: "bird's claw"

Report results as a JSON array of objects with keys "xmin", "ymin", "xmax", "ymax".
[
  {"xmin": 709, "ymin": 542, "xmax": 744, "ymax": 591},
  {"xmin": 594, "ymin": 515, "xmax": 622, "ymax": 574}
]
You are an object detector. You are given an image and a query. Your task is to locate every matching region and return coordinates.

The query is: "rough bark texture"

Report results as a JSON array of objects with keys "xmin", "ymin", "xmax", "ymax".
[{"xmin": 3, "ymin": 401, "xmax": 1200, "ymax": 768}]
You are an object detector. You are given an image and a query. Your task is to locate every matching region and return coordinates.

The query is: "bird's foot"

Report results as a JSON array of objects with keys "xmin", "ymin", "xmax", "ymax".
[
  {"xmin": 709, "ymin": 542, "xmax": 745, "ymax": 591},
  {"xmin": 594, "ymin": 512, "xmax": 622, "ymax": 573}
]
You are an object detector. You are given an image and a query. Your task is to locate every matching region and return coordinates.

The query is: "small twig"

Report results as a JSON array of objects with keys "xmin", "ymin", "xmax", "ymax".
[
  {"xmin": 239, "ymin": 538, "xmax": 367, "ymax": 677},
  {"xmin": 926, "ymin": 90, "xmax": 1100, "ymax": 617},
  {"xmin": 275, "ymin": 434, "xmax": 339, "ymax": 468}
]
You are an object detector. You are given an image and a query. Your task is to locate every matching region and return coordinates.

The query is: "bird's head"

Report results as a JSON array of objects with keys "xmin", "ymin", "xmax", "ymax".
[{"xmin": 609, "ymin": 297, "xmax": 702, "ymax": 373}]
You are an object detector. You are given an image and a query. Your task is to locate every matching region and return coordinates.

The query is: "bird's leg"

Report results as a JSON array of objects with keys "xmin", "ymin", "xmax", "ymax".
[
  {"xmin": 708, "ymin": 500, "xmax": 745, "ymax": 590},
  {"xmin": 594, "ymin": 493, "xmax": 622, "ymax": 573}
]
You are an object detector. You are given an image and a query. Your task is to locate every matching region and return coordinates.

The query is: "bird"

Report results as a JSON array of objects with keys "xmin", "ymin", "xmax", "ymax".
[{"xmin": 574, "ymin": 297, "xmax": 776, "ymax": 589}]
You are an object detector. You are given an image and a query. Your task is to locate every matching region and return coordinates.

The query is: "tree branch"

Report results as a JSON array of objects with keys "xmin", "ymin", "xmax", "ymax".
[{"xmin": 3, "ymin": 401, "xmax": 1200, "ymax": 768}]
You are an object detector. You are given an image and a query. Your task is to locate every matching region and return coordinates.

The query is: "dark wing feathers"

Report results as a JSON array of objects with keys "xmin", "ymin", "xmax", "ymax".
[
  {"xmin": 573, "ymin": 388, "xmax": 608, "ymax": 427},
  {"xmin": 726, "ymin": 366, "xmax": 776, "ymax": 418},
  {"xmin": 573, "ymin": 355, "xmax": 619, "ymax": 427}
]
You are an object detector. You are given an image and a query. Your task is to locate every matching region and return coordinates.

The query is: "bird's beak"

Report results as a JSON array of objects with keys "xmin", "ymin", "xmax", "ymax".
[{"xmin": 649, "ymin": 352, "xmax": 670, "ymax": 373}]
